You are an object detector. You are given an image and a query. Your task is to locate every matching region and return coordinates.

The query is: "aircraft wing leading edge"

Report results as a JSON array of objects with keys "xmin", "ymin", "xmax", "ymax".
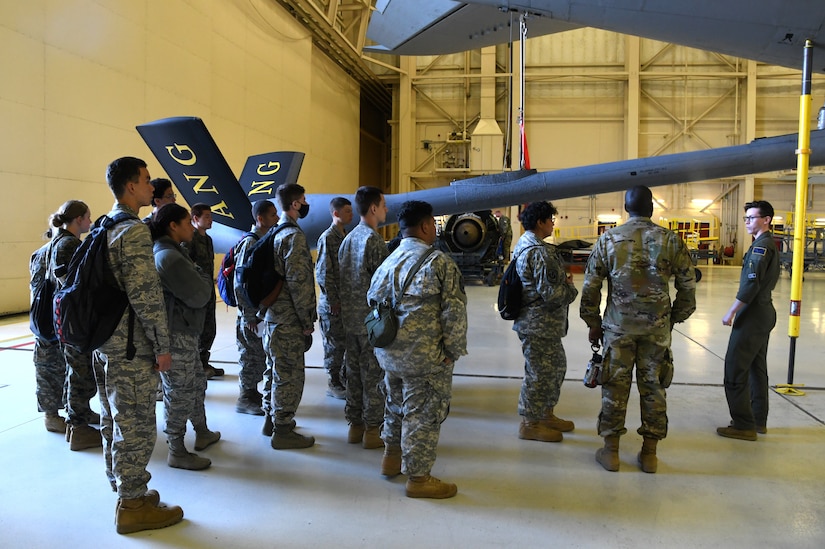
[
  {"xmin": 383, "ymin": 130, "xmax": 825, "ymax": 226},
  {"xmin": 366, "ymin": 1, "xmax": 580, "ymax": 55},
  {"xmin": 366, "ymin": 0, "xmax": 825, "ymax": 73}
]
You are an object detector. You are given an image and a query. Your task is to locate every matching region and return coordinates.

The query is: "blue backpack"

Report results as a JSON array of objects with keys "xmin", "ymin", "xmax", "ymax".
[{"xmin": 217, "ymin": 232, "xmax": 257, "ymax": 307}]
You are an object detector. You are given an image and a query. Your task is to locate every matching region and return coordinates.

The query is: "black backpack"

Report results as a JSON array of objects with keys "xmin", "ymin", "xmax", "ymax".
[
  {"xmin": 217, "ymin": 232, "xmax": 257, "ymax": 307},
  {"xmin": 29, "ymin": 241, "xmax": 58, "ymax": 342},
  {"xmin": 497, "ymin": 245, "xmax": 542, "ymax": 320},
  {"xmin": 53, "ymin": 212, "xmax": 137, "ymax": 356},
  {"xmin": 235, "ymin": 223, "xmax": 292, "ymax": 309}
]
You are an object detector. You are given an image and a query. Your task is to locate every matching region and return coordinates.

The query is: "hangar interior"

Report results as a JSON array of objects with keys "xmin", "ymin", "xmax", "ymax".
[{"xmin": 1, "ymin": 1, "xmax": 824, "ymax": 547}]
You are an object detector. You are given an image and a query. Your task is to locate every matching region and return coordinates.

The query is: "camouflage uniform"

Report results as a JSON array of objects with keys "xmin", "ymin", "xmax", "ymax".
[
  {"xmin": 724, "ymin": 230, "xmax": 779, "ymax": 430},
  {"xmin": 51, "ymin": 228, "xmax": 98, "ymax": 425},
  {"xmin": 512, "ymin": 232, "xmax": 578, "ymax": 421},
  {"xmin": 368, "ymin": 237, "xmax": 467, "ymax": 477},
  {"xmin": 498, "ymin": 215, "xmax": 513, "ymax": 260},
  {"xmin": 183, "ymin": 230, "xmax": 216, "ymax": 369},
  {"xmin": 262, "ymin": 215, "xmax": 317, "ymax": 429},
  {"xmin": 95, "ymin": 204, "xmax": 170, "ymax": 498},
  {"xmin": 316, "ymin": 223, "xmax": 346, "ymax": 382},
  {"xmin": 339, "ymin": 222, "xmax": 389, "ymax": 428},
  {"xmin": 154, "ymin": 236, "xmax": 212, "ymax": 442},
  {"xmin": 29, "ymin": 242, "xmax": 66, "ymax": 414},
  {"xmin": 234, "ymin": 228, "xmax": 266, "ymax": 394},
  {"xmin": 580, "ymin": 216, "xmax": 695, "ymax": 440}
]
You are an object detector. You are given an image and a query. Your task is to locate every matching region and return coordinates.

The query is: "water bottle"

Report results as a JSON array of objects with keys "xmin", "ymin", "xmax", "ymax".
[{"xmin": 583, "ymin": 344, "xmax": 603, "ymax": 388}]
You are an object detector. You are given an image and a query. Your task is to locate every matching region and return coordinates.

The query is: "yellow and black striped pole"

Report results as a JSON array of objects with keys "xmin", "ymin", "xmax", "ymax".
[{"xmin": 779, "ymin": 39, "xmax": 814, "ymax": 396}]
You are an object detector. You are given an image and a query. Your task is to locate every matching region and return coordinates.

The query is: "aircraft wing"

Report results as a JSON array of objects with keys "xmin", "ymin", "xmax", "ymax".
[
  {"xmin": 367, "ymin": 0, "xmax": 825, "ymax": 73},
  {"xmin": 366, "ymin": 1, "xmax": 580, "ymax": 55},
  {"xmin": 136, "ymin": 117, "xmax": 825, "ymax": 255}
]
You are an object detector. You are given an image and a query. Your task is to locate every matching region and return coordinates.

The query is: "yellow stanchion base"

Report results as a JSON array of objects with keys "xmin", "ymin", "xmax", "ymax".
[{"xmin": 774, "ymin": 384, "xmax": 806, "ymax": 396}]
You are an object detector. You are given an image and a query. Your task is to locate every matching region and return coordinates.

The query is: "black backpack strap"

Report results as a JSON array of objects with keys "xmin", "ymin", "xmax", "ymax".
[
  {"xmin": 514, "ymin": 244, "xmax": 545, "ymax": 309},
  {"xmin": 103, "ymin": 211, "xmax": 139, "ymax": 360}
]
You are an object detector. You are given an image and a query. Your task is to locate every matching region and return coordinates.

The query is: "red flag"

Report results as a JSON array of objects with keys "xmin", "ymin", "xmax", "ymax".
[{"xmin": 519, "ymin": 116, "xmax": 531, "ymax": 170}]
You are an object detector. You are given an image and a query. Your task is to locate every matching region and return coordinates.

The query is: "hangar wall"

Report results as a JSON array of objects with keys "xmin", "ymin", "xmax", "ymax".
[{"xmin": 0, "ymin": 0, "xmax": 360, "ymax": 315}]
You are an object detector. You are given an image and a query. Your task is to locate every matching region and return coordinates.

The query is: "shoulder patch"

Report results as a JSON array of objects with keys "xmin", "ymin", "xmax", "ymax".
[{"xmin": 752, "ymin": 246, "xmax": 766, "ymax": 256}]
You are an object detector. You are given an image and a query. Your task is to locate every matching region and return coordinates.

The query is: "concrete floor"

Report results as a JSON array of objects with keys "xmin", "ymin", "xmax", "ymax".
[{"xmin": 0, "ymin": 264, "xmax": 823, "ymax": 548}]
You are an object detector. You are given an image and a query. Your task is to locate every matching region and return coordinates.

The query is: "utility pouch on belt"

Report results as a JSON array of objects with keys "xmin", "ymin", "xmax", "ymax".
[{"xmin": 365, "ymin": 247, "xmax": 434, "ymax": 348}]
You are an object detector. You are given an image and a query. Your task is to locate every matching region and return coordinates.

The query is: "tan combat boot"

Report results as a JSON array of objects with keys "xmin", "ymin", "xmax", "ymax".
[
  {"xmin": 347, "ymin": 422, "xmax": 365, "ymax": 444},
  {"xmin": 637, "ymin": 437, "xmax": 658, "ymax": 473},
  {"xmin": 545, "ymin": 407, "xmax": 575, "ymax": 432},
  {"xmin": 194, "ymin": 429, "xmax": 221, "ymax": 451},
  {"xmin": 68, "ymin": 424, "xmax": 103, "ymax": 451},
  {"xmin": 362, "ymin": 425, "xmax": 384, "ymax": 449},
  {"xmin": 405, "ymin": 474, "xmax": 457, "ymax": 499},
  {"xmin": 381, "ymin": 445, "xmax": 402, "ymax": 477},
  {"xmin": 44, "ymin": 412, "xmax": 65, "ymax": 433},
  {"xmin": 519, "ymin": 419, "xmax": 563, "ymax": 442},
  {"xmin": 115, "ymin": 496, "xmax": 183, "ymax": 535},
  {"xmin": 596, "ymin": 435, "xmax": 620, "ymax": 471},
  {"xmin": 167, "ymin": 438, "xmax": 211, "ymax": 470}
]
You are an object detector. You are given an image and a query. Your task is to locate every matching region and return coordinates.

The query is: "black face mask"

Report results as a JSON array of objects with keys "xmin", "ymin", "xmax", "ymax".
[{"xmin": 297, "ymin": 203, "xmax": 310, "ymax": 219}]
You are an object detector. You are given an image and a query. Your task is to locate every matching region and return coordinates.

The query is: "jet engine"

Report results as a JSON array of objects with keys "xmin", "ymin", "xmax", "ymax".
[{"xmin": 436, "ymin": 210, "xmax": 504, "ymax": 285}]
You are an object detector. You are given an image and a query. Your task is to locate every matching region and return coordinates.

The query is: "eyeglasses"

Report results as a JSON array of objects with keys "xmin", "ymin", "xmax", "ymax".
[
  {"xmin": 162, "ymin": 193, "xmax": 176, "ymax": 200},
  {"xmin": 743, "ymin": 215, "xmax": 766, "ymax": 222}
]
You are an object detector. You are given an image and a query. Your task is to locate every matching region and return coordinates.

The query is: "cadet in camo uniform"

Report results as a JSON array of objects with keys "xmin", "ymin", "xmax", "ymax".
[
  {"xmin": 95, "ymin": 157, "xmax": 183, "ymax": 534},
  {"xmin": 183, "ymin": 203, "xmax": 223, "ymax": 379},
  {"xmin": 580, "ymin": 186, "xmax": 695, "ymax": 474},
  {"xmin": 338, "ymin": 186, "xmax": 389, "ymax": 449},
  {"xmin": 717, "ymin": 200, "xmax": 780, "ymax": 442},
  {"xmin": 30, "ymin": 239, "xmax": 67, "ymax": 434},
  {"xmin": 368, "ymin": 200, "xmax": 467, "ymax": 499},
  {"xmin": 316, "ymin": 197, "xmax": 354, "ymax": 400},
  {"xmin": 512, "ymin": 201, "xmax": 579, "ymax": 444},
  {"xmin": 234, "ymin": 200, "xmax": 279, "ymax": 416},
  {"xmin": 495, "ymin": 209, "xmax": 513, "ymax": 261},
  {"xmin": 48, "ymin": 200, "xmax": 103, "ymax": 451},
  {"xmin": 262, "ymin": 183, "xmax": 317, "ymax": 450},
  {"xmin": 150, "ymin": 203, "xmax": 220, "ymax": 471}
]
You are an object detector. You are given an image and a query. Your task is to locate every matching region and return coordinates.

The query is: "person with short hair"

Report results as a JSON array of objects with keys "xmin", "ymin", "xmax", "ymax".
[
  {"xmin": 183, "ymin": 203, "xmax": 223, "ymax": 380},
  {"xmin": 717, "ymin": 200, "xmax": 780, "ymax": 441},
  {"xmin": 261, "ymin": 184, "xmax": 317, "ymax": 449},
  {"xmin": 235, "ymin": 200, "xmax": 279, "ymax": 416},
  {"xmin": 96, "ymin": 156, "xmax": 183, "ymax": 534},
  {"xmin": 316, "ymin": 197, "xmax": 353, "ymax": 399},
  {"xmin": 368, "ymin": 200, "xmax": 467, "ymax": 498},
  {"xmin": 142, "ymin": 177, "xmax": 176, "ymax": 222},
  {"xmin": 149, "ymin": 203, "xmax": 220, "ymax": 471},
  {"xmin": 338, "ymin": 186, "xmax": 389, "ymax": 449},
  {"xmin": 495, "ymin": 209, "xmax": 513, "ymax": 261},
  {"xmin": 512, "ymin": 201, "xmax": 579, "ymax": 444},
  {"xmin": 580, "ymin": 185, "xmax": 696, "ymax": 474}
]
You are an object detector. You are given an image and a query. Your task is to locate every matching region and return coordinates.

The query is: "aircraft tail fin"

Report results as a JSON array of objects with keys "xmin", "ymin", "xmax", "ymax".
[
  {"xmin": 238, "ymin": 152, "xmax": 305, "ymax": 202},
  {"xmin": 136, "ymin": 117, "xmax": 254, "ymax": 231}
]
